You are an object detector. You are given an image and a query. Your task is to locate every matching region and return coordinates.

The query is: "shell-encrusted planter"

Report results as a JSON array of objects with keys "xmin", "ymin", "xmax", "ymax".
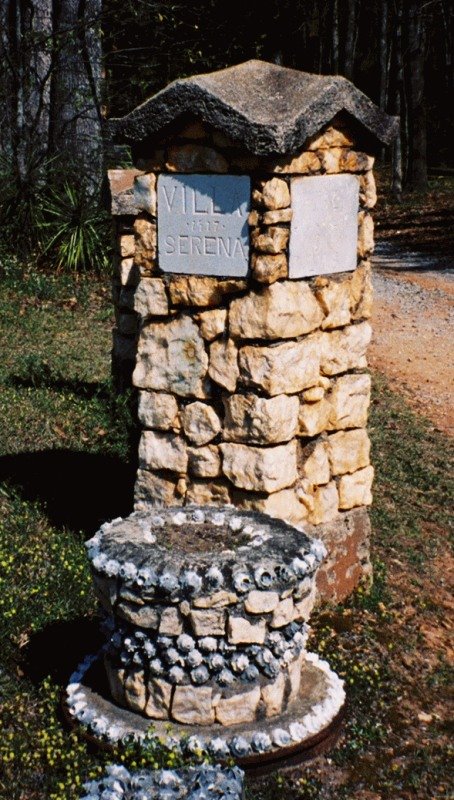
[{"xmin": 68, "ymin": 505, "xmax": 345, "ymax": 769}]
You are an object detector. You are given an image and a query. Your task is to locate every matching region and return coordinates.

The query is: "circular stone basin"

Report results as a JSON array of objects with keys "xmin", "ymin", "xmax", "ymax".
[{"xmin": 86, "ymin": 506, "xmax": 327, "ymax": 727}]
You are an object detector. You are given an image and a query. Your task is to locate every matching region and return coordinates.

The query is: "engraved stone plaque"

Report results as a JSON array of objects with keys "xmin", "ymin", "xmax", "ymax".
[
  {"xmin": 158, "ymin": 174, "xmax": 250, "ymax": 276},
  {"xmin": 289, "ymin": 174, "xmax": 359, "ymax": 278}
]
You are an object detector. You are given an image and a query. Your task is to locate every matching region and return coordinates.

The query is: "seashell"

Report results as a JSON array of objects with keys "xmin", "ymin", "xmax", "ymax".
[
  {"xmin": 251, "ymin": 731, "xmax": 273, "ymax": 752},
  {"xmin": 229, "ymin": 735, "xmax": 251, "ymax": 757},
  {"xmin": 242, "ymin": 524, "xmax": 255, "ymax": 536},
  {"xmin": 272, "ymin": 728, "xmax": 292, "ymax": 748},
  {"xmin": 310, "ymin": 538, "xmax": 327, "ymax": 561},
  {"xmin": 291, "ymin": 557, "xmax": 308, "ymax": 577},
  {"xmin": 171, "ymin": 511, "xmax": 187, "ymax": 526},
  {"xmin": 176, "ymin": 633, "xmax": 195, "ymax": 653},
  {"xmin": 157, "ymin": 635, "xmax": 173, "ymax": 649},
  {"xmin": 90, "ymin": 716, "xmax": 108, "ymax": 736},
  {"xmin": 205, "ymin": 565, "xmax": 224, "ymax": 589},
  {"xmin": 92, "ymin": 553, "xmax": 108, "ymax": 571},
  {"xmin": 149, "ymin": 658, "xmax": 164, "ymax": 675},
  {"xmin": 190, "ymin": 508, "xmax": 205, "ymax": 523},
  {"xmin": 142, "ymin": 640, "xmax": 156, "ymax": 658},
  {"xmin": 104, "ymin": 559, "xmax": 120, "ymax": 577},
  {"xmin": 186, "ymin": 649, "xmax": 203, "ymax": 668},
  {"xmin": 233, "ymin": 570, "xmax": 254, "ymax": 594},
  {"xmin": 168, "ymin": 665, "xmax": 185, "ymax": 684},
  {"xmin": 119, "ymin": 561, "xmax": 137, "ymax": 581},
  {"xmin": 275, "ymin": 563, "xmax": 295, "ymax": 582},
  {"xmin": 158, "ymin": 572, "xmax": 179, "ymax": 593},
  {"xmin": 136, "ymin": 567, "xmax": 157, "ymax": 587},
  {"xmin": 230, "ymin": 653, "xmax": 249, "ymax": 674},
  {"xmin": 242, "ymin": 664, "xmax": 259, "ymax": 682},
  {"xmin": 163, "ymin": 647, "xmax": 182, "ymax": 666},
  {"xmin": 207, "ymin": 652, "xmax": 225, "ymax": 673},
  {"xmin": 191, "ymin": 665, "xmax": 210, "ymax": 685},
  {"xmin": 210, "ymin": 512, "xmax": 225, "ymax": 526},
  {"xmin": 208, "ymin": 737, "xmax": 230, "ymax": 757},
  {"xmin": 199, "ymin": 636, "xmax": 217, "ymax": 652},
  {"xmin": 132, "ymin": 651, "xmax": 143, "ymax": 665},
  {"xmin": 228, "ymin": 516, "xmax": 243, "ymax": 532},
  {"xmin": 180, "ymin": 570, "xmax": 202, "ymax": 594},
  {"xmin": 217, "ymin": 668, "xmax": 234, "ymax": 686},
  {"xmin": 304, "ymin": 553, "xmax": 316, "ymax": 569},
  {"xmin": 254, "ymin": 565, "xmax": 274, "ymax": 589}
]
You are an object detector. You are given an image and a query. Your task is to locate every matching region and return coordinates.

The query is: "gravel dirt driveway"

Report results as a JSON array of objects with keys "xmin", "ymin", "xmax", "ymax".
[{"xmin": 370, "ymin": 242, "xmax": 454, "ymax": 436}]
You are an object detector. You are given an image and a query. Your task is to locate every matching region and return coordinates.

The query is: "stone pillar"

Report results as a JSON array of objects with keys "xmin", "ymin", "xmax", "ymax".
[{"xmin": 106, "ymin": 60, "xmax": 398, "ymax": 603}]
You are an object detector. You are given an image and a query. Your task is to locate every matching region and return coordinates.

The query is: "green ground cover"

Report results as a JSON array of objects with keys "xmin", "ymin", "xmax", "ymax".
[{"xmin": 0, "ymin": 261, "xmax": 452, "ymax": 799}]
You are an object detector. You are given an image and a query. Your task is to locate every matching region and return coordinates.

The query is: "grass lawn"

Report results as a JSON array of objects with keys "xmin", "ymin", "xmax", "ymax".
[{"xmin": 0, "ymin": 260, "xmax": 452, "ymax": 799}]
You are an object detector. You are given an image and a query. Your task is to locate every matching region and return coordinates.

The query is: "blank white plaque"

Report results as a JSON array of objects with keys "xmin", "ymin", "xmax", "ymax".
[{"xmin": 289, "ymin": 174, "xmax": 359, "ymax": 278}]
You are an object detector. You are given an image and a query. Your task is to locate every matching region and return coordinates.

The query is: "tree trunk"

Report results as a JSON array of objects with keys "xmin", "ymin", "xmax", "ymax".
[
  {"xmin": 49, "ymin": 0, "xmax": 103, "ymax": 189},
  {"xmin": 344, "ymin": 0, "xmax": 357, "ymax": 79},
  {"xmin": 406, "ymin": 1, "xmax": 428, "ymax": 191},
  {"xmin": 379, "ymin": 0, "xmax": 388, "ymax": 162},
  {"xmin": 392, "ymin": 0, "xmax": 403, "ymax": 201},
  {"xmin": 332, "ymin": 0, "xmax": 339, "ymax": 72}
]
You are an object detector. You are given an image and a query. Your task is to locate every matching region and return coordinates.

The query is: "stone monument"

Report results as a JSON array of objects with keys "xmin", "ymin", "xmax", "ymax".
[{"xmin": 107, "ymin": 60, "xmax": 398, "ymax": 603}]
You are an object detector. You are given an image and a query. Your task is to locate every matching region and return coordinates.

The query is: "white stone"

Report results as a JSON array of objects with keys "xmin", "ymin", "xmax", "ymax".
[
  {"xmin": 215, "ymin": 686, "xmax": 261, "ymax": 725},
  {"xmin": 193, "ymin": 591, "xmax": 238, "ymax": 609},
  {"xmin": 298, "ymin": 398, "xmax": 331, "ymax": 436},
  {"xmin": 293, "ymin": 584, "xmax": 317, "ymax": 621},
  {"xmin": 251, "ymin": 226, "xmax": 289, "ymax": 254},
  {"xmin": 134, "ymin": 173, "xmax": 157, "ymax": 216},
  {"xmin": 320, "ymin": 322, "xmax": 372, "ymax": 376},
  {"xmin": 260, "ymin": 177, "xmax": 291, "ymax": 209},
  {"xmin": 357, "ymin": 211, "xmax": 374, "ymax": 258},
  {"xmin": 133, "ymin": 278, "xmax": 169, "ymax": 318},
  {"xmin": 301, "ymin": 441, "xmax": 330, "ymax": 485},
  {"xmin": 172, "ymin": 685, "xmax": 214, "ymax": 725},
  {"xmin": 139, "ymin": 431, "xmax": 188, "ymax": 473},
  {"xmin": 138, "ymin": 391, "xmax": 180, "ymax": 431},
  {"xmin": 134, "ymin": 469, "xmax": 180, "ymax": 508},
  {"xmin": 338, "ymin": 465, "xmax": 374, "ymax": 509},
  {"xmin": 223, "ymin": 393, "xmax": 299, "ymax": 445},
  {"xmin": 197, "ymin": 308, "xmax": 227, "ymax": 341},
  {"xmin": 185, "ymin": 480, "xmax": 231, "ymax": 506},
  {"xmin": 308, "ymin": 481, "xmax": 339, "ymax": 525},
  {"xmin": 289, "ymin": 175, "xmax": 359, "ymax": 278},
  {"xmin": 168, "ymin": 276, "xmax": 247, "ymax": 307},
  {"xmin": 119, "ymin": 234, "xmax": 135, "ymax": 258},
  {"xmin": 133, "ymin": 316, "xmax": 208, "ymax": 398},
  {"xmin": 220, "ymin": 441, "xmax": 298, "ymax": 493},
  {"xmin": 236, "ymin": 488, "xmax": 308, "ymax": 527},
  {"xmin": 227, "ymin": 616, "xmax": 267, "ymax": 644},
  {"xmin": 181, "ymin": 402, "xmax": 221, "ymax": 445},
  {"xmin": 116, "ymin": 602, "xmax": 159, "ymax": 629},
  {"xmin": 189, "ymin": 609, "xmax": 227, "ymax": 636},
  {"xmin": 328, "ymin": 373, "xmax": 371, "ymax": 430},
  {"xmin": 208, "ymin": 339, "xmax": 239, "ymax": 391},
  {"xmin": 239, "ymin": 334, "xmax": 321, "ymax": 396},
  {"xmin": 314, "ymin": 278, "xmax": 351, "ymax": 330},
  {"xmin": 251, "ymin": 253, "xmax": 287, "ymax": 284},
  {"xmin": 124, "ymin": 669, "xmax": 146, "ymax": 713},
  {"xmin": 245, "ymin": 590, "xmax": 280, "ymax": 614},
  {"xmin": 288, "ymin": 652, "xmax": 305, "ymax": 702},
  {"xmin": 145, "ymin": 678, "xmax": 172, "ymax": 720},
  {"xmin": 159, "ymin": 607, "xmax": 183, "ymax": 636},
  {"xmin": 271, "ymin": 598, "xmax": 294, "ymax": 628},
  {"xmin": 188, "ymin": 445, "xmax": 221, "ymax": 478},
  {"xmin": 229, "ymin": 281, "xmax": 323, "ymax": 340},
  {"xmin": 327, "ymin": 429, "xmax": 370, "ymax": 475}
]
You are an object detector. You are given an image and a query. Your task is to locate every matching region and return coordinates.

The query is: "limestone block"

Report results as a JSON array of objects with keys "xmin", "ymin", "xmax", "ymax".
[
  {"xmin": 267, "ymin": 150, "xmax": 321, "ymax": 174},
  {"xmin": 139, "ymin": 430, "xmax": 188, "ymax": 473},
  {"xmin": 196, "ymin": 308, "xmax": 227, "ymax": 341},
  {"xmin": 239, "ymin": 334, "xmax": 321, "ymax": 396},
  {"xmin": 328, "ymin": 373, "xmax": 371, "ymax": 430},
  {"xmin": 138, "ymin": 391, "xmax": 180, "ymax": 431},
  {"xmin": 271, "ymin": 597, "xmax": 294, "ymax": 628},
  {"xmin": 314, "ymin": 278, "xmax": 351, "ymax": 330},
  {"xmin": 172, "ymin": 685, "xmax": 214, "ymax": 725},
  {"xmin": 229, "ymin": 281, "xmax": 323, "ymax": 340},
  {"xmin": 293, "ymin": 584, "xmax": 316, "ymax": 621},
  {"xmin": 124, "ymin": 669, "xmax": 146, "ymax": 713},
  {"xmin": 193, "ymin": 591, "xmax": 238, "ymax": 609},
  {"xmin": 181, "ymin": 402, "xmax": 221, "ymax": 445},
  {"xmin": 298, "ymin": 398, "xmax": 331, "ymax": 436},
  {"xmin": 340, "ymin": 150, "xmax": 375, "ymax": 172},
  {"xmin": 134, "ymin": 217, "xmax": 157, "ymax": 270},
  {"xmin": 245, "ymin": 590, "xmax": 280, "ymax": 614},
  {"xmin": 215, "ymin": 686, "xmax": 261, "ymax": 725},
  {"xmin": 319, "ymin": 148, "xmax": 342, "ymax": 173},
  {"xmin": 350, "ymin": 262, "xmax": 373, "ymax": 320},
  {"xmin": 119, "ymin": 234, "xmax": 135, "ymax": 258},
  {"xmin": 117, "ymin": 601, "xmax": 159, "ymax": 629},
  {"xmin": 133, "ymin": 316, "xmax": 208, "ymax": 398},
  {"xmin": 357, "ymin": 211, "xmax": 374, "ymax": 258},
  {"xmin": 260, "ymin": 177, "xmax": 291, "ymax": 209},
  {"xmin": 189, "ymin": 608, "xmax": 227, "ymax": 636},
  {"xmin": 338, "ymin": 466, "xmax": 374, "ymax": 509},
  {"xmin": 306, "ymin": 125, "xmax": 354, "ymax": 150},
  {"xmin": 251, "ymin": 253, "xmax": 287, "ymax": 284},
  {"xmin": 262, "ymin": 208, "xmax": 293, "ymax": 224},
  {"xmin": 188, "ymin": 445, "xmax": 221, "ymax": 478},
  {"xmin": 159, "ymin": 607, "xmax": 183, "ymax": 635},
  {"xmin": 359, "ymin": 171, "xmax": 377, "ymax": 209},
  {"xmin": 227, "ymin": 616, "xmax": 267, "ymax": 645},
  {"xmin": 308, "ymin": 481, "xmax": 339, "ymax": 525},
  {"xmin": 288, "ymin": 652, "xmax": 305, "ymax": 702},
  {"xmin": 223, "ymin": 393, "xmax": 299, "ymax": 445},
  {"xmin": 220, "ymin": 441, "xmax": 298, "ymax": 493},
  {"xmin": 134, "ymin": 173, "xmax": 157, "ymax": 216},
  {"xmin": 145, "ymin": 678, "xmax": 172, "ymax": 720},
  {"xmin": 208, "ymin": 339, "xmax": 239, "ymax": 392},
  {"xmin": 168, "ymin": 276, "xmax": 247, "ymax": 307},
  {"xmin": 261, "ymin": 672, "xmax": 286, "ymax": 717},
  {"xmin": 134, "ymin": 469, "xmax": 180, "ymax": 508},
  {"xmin": 185, "ymin": 480, "xmax": 231, "ymax": 506},
  {"xmin": 302, "ymin": 386, "xmax": 325, "ymax": 402},
  {"xmin": 320, "ymin": 322, "xmax": 372, "ymax": 376},
  {"xmin": 117, "ymin": 313, "xmax": 137, "ymax": 336},
  {"xmin": 235, "ymin": 487, "xmax": 308, "ymax": 526},
  {"xmin": 166, "ymin": 144, "xmax": 228, "ymax": 173},
  {"xmin": 108, "ymin": 168, "xmax": 142, "ymax": 215},
  {"xmin": 251, "ymin": 226, "xmax": 289, "ymax": 254},
  {"xmin": 105, "ymin": 661, "xmax": 125, "ymax": 706},
  {"xmin": 327, "ymin": 429, "xmax": 370, "ymax": 475},
  {"xmin": 301, "ymin": 441, "xmax": 330, "ymax": 485},
  {"xmin": 133, "ymin": 278, "xmax": 169, "ymax": 318}
]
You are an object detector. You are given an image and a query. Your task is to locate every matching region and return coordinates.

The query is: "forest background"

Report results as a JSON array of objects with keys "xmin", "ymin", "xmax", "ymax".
[{"xmin": 0, "ymin": 0, "xmax": 453, "ymax": 269}]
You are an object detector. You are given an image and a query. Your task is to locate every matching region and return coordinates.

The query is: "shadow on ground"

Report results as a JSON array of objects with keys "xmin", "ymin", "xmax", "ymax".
[
  {"xmin": 22, "ymin": 617, "xmax": 104, "ymax": 685},
  {"xmin": 0, "ymin": 450, "xmax": 136, "ymax": 535}
]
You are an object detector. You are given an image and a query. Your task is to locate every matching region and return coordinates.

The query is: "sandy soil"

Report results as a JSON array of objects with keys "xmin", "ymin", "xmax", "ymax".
[{"xmin": 369, "ymin": 255, "xmax": 454, "ymax": 436}]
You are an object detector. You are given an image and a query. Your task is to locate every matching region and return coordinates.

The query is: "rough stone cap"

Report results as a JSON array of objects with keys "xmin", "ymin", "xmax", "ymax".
[{"xmin": 107, "ymin": 59, "xmax": 399, "ymax": 153}]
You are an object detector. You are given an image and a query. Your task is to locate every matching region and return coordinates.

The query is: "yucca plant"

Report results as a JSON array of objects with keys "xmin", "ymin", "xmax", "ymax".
[{"xmin": 41, "ymin": 182, "xmax": 111, "ymax": 273}]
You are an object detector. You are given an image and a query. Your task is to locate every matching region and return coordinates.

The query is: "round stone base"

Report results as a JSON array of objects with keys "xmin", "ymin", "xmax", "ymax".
[{"xmin": 65, "ymin": 650, "xmax": 345, "ymax": 771}]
